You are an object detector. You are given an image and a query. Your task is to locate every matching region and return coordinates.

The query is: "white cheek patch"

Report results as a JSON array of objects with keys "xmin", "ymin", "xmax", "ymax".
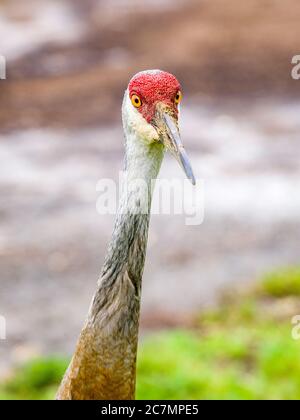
[{"xmin": 123, "ymin": 93, "xmax": 159, "ymax": 144}]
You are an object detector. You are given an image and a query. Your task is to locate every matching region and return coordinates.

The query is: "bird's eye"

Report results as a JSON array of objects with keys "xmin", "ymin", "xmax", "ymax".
[
  {"xmin": 131, "ymin": 94, "xmax": 142, "ymax": 108},
  {"xmin": 175, "ymin": 91, "xmax": 182, "ymax": 105}
]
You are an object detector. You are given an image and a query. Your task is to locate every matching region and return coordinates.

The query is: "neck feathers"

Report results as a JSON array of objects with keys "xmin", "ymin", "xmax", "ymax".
[{"xmin": 56, "ymin": 99, "xmax": 163, "ymax": 400}]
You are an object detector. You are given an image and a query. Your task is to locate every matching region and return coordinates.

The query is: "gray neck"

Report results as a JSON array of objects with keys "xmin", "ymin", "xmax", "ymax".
[
  {"xmin": 56, "ymin": 107, "xmax": 165, "ymax": 400},
  {"xmin": 102, "ymin": 143, "xmax": 163, "ymax": 282},
  {"xmin": 90, "ymin": 132, "xmax": 164, "ymax": 321}
]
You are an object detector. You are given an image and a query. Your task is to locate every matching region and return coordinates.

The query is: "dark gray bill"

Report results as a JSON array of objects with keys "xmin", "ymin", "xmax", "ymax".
[{"xmin": 162, "ymin": 112, "xmax": 196, "ymax": 185}]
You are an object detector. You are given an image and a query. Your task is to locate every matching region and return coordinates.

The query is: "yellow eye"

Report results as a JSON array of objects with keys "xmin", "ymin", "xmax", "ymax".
[
  {"xmin": 131, "ymin": 94, "xmax": 142, "ymax": 108},
  {"xmin": 175, "ymin": 91, "xmax": 182, "ymax": 105}
]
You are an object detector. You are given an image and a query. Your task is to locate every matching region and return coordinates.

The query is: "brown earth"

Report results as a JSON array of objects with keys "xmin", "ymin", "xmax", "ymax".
[{"xmin": 1, "ymin": 0, "xmax": 300, "ymax": 132}]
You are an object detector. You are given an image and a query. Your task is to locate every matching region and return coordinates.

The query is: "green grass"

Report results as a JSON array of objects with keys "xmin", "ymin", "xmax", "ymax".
[
  {"xmin": 259, "ymin": 267, "xmax": 300, "ymax": 297},
  {"xmin": 1, "ymin": 267, "xmax": 300, "ymax": 400},
  {"xmin": 0, "ymin": 358, "xmax": 67, "ymax": 400}
]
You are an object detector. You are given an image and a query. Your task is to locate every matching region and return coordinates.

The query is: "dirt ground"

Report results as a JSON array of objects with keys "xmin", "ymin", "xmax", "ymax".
[
  {"xmin": 0, "ymin": 98, "xmax": 300, "ymax": 373},
  {"xmin": 0, "ymin": 0, "xmax": 300, "ymax": 373},
  {"xmin": 0, "ymin": 0, "xmax": 300, "ymax": 131}
]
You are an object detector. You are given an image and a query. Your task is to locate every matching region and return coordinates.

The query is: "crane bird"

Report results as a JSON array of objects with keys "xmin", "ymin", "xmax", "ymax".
[{"xmin": 56, "ymin": 70, "xmax": 195, "ymax": 400}]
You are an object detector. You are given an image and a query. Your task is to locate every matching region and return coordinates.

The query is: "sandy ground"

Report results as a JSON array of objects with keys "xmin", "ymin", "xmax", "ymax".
[
  {"xmin": 1, "ymin": 0, "xmax": 300, "ymax": 131},
  {"xmin": 0, "ymin": 98, "xmax": 300, "ymax": 373},
  {"xmin": 0, "ymin": 0, "xmax": 300, "ymax": 373}
]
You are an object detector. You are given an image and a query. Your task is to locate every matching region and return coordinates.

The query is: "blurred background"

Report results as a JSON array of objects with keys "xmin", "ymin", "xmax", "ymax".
[{"xmin": 0, "ymin": 0, "xmax": 300, "ymax": 399}]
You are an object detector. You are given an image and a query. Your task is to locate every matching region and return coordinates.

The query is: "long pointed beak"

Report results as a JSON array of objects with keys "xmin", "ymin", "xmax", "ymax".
[{"xmin": 155, "ymin": 106, "xmax": 195, "ymax": 185}]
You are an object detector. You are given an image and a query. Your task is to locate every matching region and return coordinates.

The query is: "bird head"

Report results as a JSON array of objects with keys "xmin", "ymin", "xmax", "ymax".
[{"xmin": 123, "ymin": 69, "xmax": 195, "ymax": 185}]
